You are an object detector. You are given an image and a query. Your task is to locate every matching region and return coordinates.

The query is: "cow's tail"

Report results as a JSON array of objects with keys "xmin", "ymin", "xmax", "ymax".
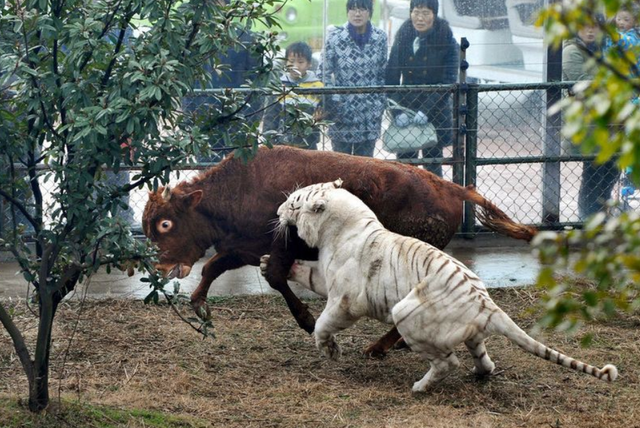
[{"xmin": 462, "ymin": 185, "xmax": 537, "ymax": 242}]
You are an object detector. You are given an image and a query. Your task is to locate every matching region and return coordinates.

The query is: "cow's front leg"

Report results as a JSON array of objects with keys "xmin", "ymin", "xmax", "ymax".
[
  {"xmin": 191, "ymin": 253, "xmax": 245, "ymax": 320},
  {"xmin": 262, "ymin": 246, "xmax": 318, "ymax": 334}
]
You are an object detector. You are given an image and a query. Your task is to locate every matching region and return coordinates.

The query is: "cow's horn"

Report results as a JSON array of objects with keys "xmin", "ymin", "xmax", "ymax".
[{"xmin": 161, "ymin": 186, "xmax": 172, "ymax": 201}]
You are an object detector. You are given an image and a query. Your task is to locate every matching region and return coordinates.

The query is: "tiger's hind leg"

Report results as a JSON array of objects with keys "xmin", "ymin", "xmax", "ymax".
[
  {"xmin": 465, "ymin": 335, "xmax": 496, "ymax": 376},
  {"xmin": 412, "ymin": 351, "xmax": 460, "ymax": 393}
]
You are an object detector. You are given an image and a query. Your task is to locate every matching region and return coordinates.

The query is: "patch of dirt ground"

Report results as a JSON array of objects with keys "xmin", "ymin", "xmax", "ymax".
[{"xmin": 1, "ymin": 288, "xmax": 639, "ymax": 428}]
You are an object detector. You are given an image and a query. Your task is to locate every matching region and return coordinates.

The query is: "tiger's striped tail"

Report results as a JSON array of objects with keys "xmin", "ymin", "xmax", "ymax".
[{"xmin": 489, "ymin": 311, "xmax": 618, "ymax": 382}]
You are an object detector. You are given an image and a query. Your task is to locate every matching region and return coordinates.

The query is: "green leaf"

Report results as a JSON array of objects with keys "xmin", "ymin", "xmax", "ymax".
[
  {"xmin": 144, "ymin": 290, "xmax": 158, "ymax": 305},
  {"xmin": 580, "ymin": 333, "xmax": 593, "ymax": 348},
  {"xmin": 583, "ymin": 291, "xmax": 598, "ymax": 307}
]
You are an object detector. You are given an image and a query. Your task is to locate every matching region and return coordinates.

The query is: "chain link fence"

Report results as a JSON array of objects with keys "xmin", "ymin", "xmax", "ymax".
[
  {"xmin": 1, "ymin": 83, "xmax": 634, "ymax": 238},
  {"xmin": 464, "ymin": 82, "xmax": 629, "ymax": 233}
]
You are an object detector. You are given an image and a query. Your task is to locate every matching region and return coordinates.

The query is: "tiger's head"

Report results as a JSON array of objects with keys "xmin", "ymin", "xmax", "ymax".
[{"xmin": 277, "ymin": 179, "xmax": 344, "ymax": 247}]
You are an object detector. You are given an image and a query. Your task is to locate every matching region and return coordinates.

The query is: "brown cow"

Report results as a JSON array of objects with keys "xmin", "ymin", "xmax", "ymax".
[{"xmin": 143, "ymin": 146, "xmax": 536, "ymax": 356}]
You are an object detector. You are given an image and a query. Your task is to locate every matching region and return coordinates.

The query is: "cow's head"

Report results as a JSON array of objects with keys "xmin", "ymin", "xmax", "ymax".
[{"xmin": 143, "ymin": 185, "xmax": 206, "ymax": 279}]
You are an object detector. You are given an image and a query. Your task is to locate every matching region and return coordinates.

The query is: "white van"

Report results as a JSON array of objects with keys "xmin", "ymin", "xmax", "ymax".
[{"xmin": 382, "ymin": 0, "xmax": 545, "ymax": 83}]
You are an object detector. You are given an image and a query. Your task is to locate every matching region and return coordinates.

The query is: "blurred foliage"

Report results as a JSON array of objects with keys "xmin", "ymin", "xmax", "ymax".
[
  {"xmin": 542, "ymin": 0, "xmax": 640, "ymax": 171},
  {"xmin": 533, "ymin": 212, "xmax": 640, "ymax": 333},
  {"xmin": 535, "ymin": 0, "xmax": 640, "ymax": 332}
]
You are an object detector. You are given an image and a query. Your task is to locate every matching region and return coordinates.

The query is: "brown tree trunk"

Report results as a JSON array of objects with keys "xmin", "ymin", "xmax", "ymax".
[
  {"xmin": 28, "ymin": 289, "xmax": 56, "ymax": 412},
  {"xmin": 0, "ymin": 303, "xmax": 35, "ymax": 384}
]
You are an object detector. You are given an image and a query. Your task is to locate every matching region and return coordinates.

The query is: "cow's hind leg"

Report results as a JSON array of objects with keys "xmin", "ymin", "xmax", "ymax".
[
  {"xmin": 465, "ymin": 335, "xmax": 495, "ymax": 376},
  {"xmin": 363, "ymin": 327, "xmax": 403, "ymax": 359}
]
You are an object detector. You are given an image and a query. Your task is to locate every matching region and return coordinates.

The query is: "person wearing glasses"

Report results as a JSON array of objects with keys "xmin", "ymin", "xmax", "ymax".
[
  {"xmin": 385, "ymin": 0, "xmax": 459, "ymax": 177},
  {"xmin": 319, "ymin": 0, "xmax": 388, "ymax": 157}
]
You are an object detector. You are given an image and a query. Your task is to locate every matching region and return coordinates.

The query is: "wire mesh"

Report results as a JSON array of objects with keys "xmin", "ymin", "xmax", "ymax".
[{"xmin": 1, "ymin": 83, "xmax": 634, "ymax": 237}]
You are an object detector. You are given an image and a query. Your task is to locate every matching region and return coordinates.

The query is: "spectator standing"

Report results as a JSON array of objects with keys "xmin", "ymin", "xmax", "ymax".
[
  {"xmin": 610, "ymin": 6, "xmax": 640, "ymax": 200},
  {"xmin": 562, "ymin": 17, "xmax": 618, "ymax": 219},
  {"xmin": 105, "ymin": 26, "xmax": 136, "ymax": 227},
  {"xmin": 606, "ymin": 6, "xmax": 640, "ymax": 101},
  {"xmin": 606, "ymin": 6, "xmax": 640, "ymax": 77},
  {"xmin": 385, "ymin": 0, "xmax": 459, "ymax": 177},
  {"xmin": 184, "ymin": 28, "xmax": 262, "ymax": 162},
  {"xmin": 319, "ymin": 0, "xmax": 387, "ymax": 157},
  {"xmin": 262, "ymin": 42, "xmax": 324, "ymax": 149}
]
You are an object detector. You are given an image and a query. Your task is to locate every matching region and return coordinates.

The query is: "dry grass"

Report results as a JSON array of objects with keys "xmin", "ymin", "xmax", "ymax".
[{"xmin": 1, "ymin": 288, "xmax": 639, "ymax": 428}]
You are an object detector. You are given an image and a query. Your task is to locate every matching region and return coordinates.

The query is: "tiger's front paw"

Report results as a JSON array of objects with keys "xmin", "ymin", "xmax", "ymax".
[
  {"xmin": 259, "ymin": 254, "xmax": 298, "ymax": 280},
  {"xmin": 472, "ymin": 361, "xmax": 496, "ymax": 377},
  {"xmin": 412, "ymin": 381, "xmax": 429, "ymax": 393}
]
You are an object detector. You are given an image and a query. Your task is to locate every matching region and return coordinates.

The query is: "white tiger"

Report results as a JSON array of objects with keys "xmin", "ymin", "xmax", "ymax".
[{"xmin": 272, "ymin": 180, "xmax": 618, "ymax": 392}]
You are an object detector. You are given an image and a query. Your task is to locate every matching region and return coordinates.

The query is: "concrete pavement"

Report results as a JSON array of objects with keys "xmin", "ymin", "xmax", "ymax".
[{"xmin": 0, "ymin": 234, "xmax": 540, "ymax": 301}]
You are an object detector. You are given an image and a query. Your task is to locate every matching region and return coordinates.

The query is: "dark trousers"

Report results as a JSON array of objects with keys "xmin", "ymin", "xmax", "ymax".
[
  {"xmin": 183, "ymin": 94, "xmax": 227, "ymax": 163},
  {"xmin": 578, "ymin": 159, "xmax": 619, "ymax": 219}
]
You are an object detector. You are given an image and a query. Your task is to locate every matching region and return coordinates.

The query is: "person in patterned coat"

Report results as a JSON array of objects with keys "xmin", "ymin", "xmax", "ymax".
[
  {"xmin": 385, "ymin": 0, "xmax": 459, "ymax": 177},
  {"xmin": 319, "ymin": 0, "xmax": 387, "ymax": 157}
]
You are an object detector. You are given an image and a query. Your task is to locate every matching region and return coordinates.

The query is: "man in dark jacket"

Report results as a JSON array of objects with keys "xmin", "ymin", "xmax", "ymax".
[
  {"xmin": 385, "ymin": 0, "xmax": 459, "ymax": 177},
  {"xmin": 183, "ymin": 28, "xmax": 263, "ymax": 162},
  {"xmin": 562, "ymin": 18, "xmax": 618, "ymax": 219}
]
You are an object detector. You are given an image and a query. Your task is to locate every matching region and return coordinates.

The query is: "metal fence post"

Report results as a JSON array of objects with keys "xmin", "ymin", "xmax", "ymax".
[
  {"xmin": 542, "ymin": 43, "xmax": 563, "ymax": 224},
  {"xmin": 463, "ymin": 83, "xmax": 479, "ymax": 237},
  {"xmin": 453, "ymin": 37, "xmax": 470, "ymax": 187}
]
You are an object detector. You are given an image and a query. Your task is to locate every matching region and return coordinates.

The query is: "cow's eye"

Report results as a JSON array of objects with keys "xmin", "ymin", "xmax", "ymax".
[{"xmin": 158, "ymin": 219, "xmax": 173, "ymax": 233}]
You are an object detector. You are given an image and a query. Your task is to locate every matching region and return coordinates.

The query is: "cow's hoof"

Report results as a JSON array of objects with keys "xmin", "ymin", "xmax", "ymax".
[
  {"xmin": 363, "ymin": 343, "xmax": 388, "ymax": 359},
  {"xmin": 192, "ymin": 298, "xmax": 211, "ymax": 321},
  {"xmin": 393, "ymin": 338, "xmax": 410, "ymax": 350}
]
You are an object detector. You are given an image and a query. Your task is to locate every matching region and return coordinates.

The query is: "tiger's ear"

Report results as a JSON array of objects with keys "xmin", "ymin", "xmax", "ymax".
[
  {"xmin": 311, "ymin": 199, "xmax": 326, "ymax": 213},
  {"xmin": 333, "ymin": 178, "xmax": 343, "ymax": 188}
]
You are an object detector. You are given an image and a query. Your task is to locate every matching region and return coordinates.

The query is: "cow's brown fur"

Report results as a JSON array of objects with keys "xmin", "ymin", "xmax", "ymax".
[{"xmin": 143, "ymin": 146, "xmax": 536, "ymax": 356}]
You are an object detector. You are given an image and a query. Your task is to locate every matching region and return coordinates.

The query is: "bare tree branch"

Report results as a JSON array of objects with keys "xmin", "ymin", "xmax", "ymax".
[{"xmin": 0, "ymin": 302, "xmax": 34, "ymax": 385}]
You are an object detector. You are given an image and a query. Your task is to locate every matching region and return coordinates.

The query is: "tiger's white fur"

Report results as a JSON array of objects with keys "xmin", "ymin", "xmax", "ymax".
[{"xmin": 275, "ymin": 180, "xmax": 618, "ymax": 392}]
